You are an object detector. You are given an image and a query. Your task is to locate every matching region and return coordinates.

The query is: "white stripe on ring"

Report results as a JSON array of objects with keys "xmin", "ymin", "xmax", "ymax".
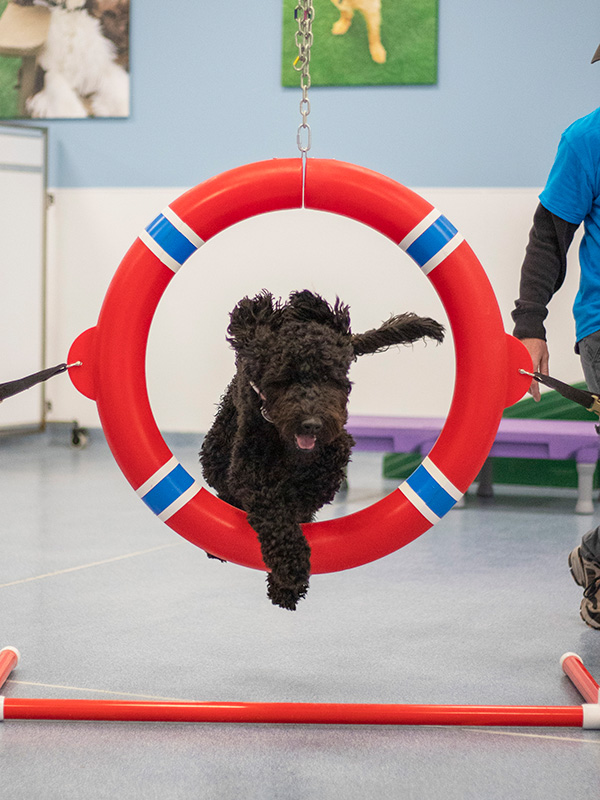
[
  {"xmin": 398, "ymin": 483, "xmax": 440, "ymax": 525},
  {"xmin": 157, "ymin": 483, "xmax": 202, "ymax": 522},
  {"xmin": 419, "ymin": 233, "xmax": 464, "ymax": 276},
  {"xmin": 161, "ymin": 206, "xmax": 205, "ymax": 249},
  {"xmin": 135, "ymin": 456, "xmax": 179, "ymax": 498},
  {"xmin": 398, "ymin": 209, "xmax": 441, "ymax": 251},
  {"xmin": 138, "ymin": 229, "xmax": 183, "ymax": 273}
]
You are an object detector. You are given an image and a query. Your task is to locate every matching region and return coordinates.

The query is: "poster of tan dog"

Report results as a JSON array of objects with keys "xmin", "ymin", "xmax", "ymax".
[
  {"xmin": 330, "ymin": 0, "xmax": 387, "ymax": 64},
  {"xmin": 282, "ymin": 0, "xmax": 438, "ymax": 87},
  {"xmin": 0, "ymin": 0, "xmax": 130, "ymax": 118}
]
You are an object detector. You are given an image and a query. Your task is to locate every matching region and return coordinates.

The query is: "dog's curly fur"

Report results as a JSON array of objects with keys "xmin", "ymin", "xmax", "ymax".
[{"xmin": 200, "ymin": 290, "xmax": 444, "ymax": 610}]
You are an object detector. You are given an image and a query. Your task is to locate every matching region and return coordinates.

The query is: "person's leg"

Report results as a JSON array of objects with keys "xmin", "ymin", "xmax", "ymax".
[
  {"xmin": 577, "ymin": 330, "xmax": 600, "ymax": 562},
  {"xmin": 581, "ymin": 527, "xmax": 600, "ymax": 560},
  {"xmin": 568, "ymin": 331, "xmax": 600, "ymax": 626},
  {"xmin": 578, "ymin": 329, "xmax": 600, "ymax": 393}
]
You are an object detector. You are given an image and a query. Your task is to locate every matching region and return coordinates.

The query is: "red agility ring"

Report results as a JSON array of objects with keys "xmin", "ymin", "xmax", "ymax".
[{"xmin": 68, "ymin": 158, "xmax": 531, "ymax": 574}]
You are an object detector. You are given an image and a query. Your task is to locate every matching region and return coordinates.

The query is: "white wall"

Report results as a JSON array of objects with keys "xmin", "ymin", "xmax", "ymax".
[{"xmin": 44, "ymin": 183, "xmax": 582, "ymax": 433}]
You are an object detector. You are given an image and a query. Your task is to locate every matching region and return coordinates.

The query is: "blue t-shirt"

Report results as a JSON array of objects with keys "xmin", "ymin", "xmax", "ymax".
[{"xmin": 540, "ymin": 106, "xmax": 600, "ymax": 342}]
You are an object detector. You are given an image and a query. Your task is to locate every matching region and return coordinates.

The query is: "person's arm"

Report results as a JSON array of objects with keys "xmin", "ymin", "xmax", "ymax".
[{"xmin": 512, "ymin": 202, "xmax": 579, "ymax": 400}]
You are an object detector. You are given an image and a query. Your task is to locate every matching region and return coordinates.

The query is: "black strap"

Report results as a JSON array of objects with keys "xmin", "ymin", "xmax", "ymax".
[
  {"xmin": 529, "ymin": 371, "xmax": 600, "ymax": 413},
  {"xmin": 0, "ymin": 364, "xmax": 69, "ymax": 402}
]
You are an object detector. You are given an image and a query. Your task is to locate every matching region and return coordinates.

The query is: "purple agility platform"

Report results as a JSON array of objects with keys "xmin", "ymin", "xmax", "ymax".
[{"xmin": 347, "ymin": 416, "xmax": 600, "ymax": 514}]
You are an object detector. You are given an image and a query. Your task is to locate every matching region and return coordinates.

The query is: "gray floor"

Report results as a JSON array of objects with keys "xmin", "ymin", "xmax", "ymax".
[{"xmin": 1, "ymin": 427, "xmax": 600, "ymax": 799}]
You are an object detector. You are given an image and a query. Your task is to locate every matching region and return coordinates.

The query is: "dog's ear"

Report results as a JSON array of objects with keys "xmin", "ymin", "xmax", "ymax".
[
  {"xmin": 352, "ymin": 313, "xmax": 445, "ymax": 357},
  {"xmin": 287, "ymin": 290, "xmax": 351, "ymax": 335},
  {"xmin": 227, "ymin": 291, "xmax": 280, "ymax": 351}
]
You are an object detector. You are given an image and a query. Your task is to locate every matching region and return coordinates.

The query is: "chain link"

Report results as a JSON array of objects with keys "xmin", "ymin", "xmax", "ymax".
[{"xmin": 293, "ymin": 0, "xmax": 314, "ymax": 154}]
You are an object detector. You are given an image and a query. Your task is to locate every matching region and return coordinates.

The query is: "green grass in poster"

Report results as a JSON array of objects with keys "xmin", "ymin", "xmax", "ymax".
[
  {"xmin": 282, "ymin": 0, "xmax": 438, "ymax": 87},
  {"xmin": 0, "ymin": 0, "xmax": 21, "ymax": 118}
]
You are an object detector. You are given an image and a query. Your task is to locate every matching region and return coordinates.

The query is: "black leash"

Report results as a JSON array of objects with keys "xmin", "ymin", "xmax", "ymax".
[
  {"xmin": 519, "ymin": 369, "xmax": 600, "ymax": 416},
  {"xmin": 0, "ymin": 362, "xmax": 81, "ymax": 403}
]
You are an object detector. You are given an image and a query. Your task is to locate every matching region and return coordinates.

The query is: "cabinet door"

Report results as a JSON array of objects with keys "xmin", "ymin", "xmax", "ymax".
[{"xmin": 0, "ymin": 124, "xmax": 46, "ymax": 431}]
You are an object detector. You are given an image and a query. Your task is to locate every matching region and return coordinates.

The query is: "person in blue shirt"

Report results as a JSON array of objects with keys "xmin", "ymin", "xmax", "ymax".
[{"xmin": 512, "ymin": 43, "xmax": 600, "ymax": 629}]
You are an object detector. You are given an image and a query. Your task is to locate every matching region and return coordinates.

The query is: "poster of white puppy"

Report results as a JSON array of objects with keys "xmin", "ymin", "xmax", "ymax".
[{"xmin": 0, "ymin": 0, "xmax": 130, "ymax": 118}]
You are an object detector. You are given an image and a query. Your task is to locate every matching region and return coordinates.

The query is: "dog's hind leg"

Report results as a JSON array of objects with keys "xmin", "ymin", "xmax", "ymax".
[
  {"xmin": 91, "ymin": 62, "xmax": 130, "ymax": 117},
  {"xmin": 200, "ymin": 383, "xmax": 238, "ymax": 499},
  {"xmin": 361, "ymin": 6, "xmax": 386, "ymax": 64}
]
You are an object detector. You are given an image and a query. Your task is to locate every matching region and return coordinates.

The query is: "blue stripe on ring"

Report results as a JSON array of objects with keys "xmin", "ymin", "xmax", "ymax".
[
  {"xmin": 141, "ymin": 463, "xmax": 196, "ymax": 516},
  {"xmin": 145, "ymin": 214, "xmax": 198, "ymax": 266},
  {"xmin": 405, "ymin": 463, "xmax": 457, "ymax": 518},
  {"xmin": 405, "ymin": 215, "xmax": 458, "ymax": 268}
]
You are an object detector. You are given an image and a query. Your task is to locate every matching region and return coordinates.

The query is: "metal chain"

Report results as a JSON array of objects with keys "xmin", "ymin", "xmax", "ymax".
[{"xmin": 293, "ymin": 0, "xmax": 314, "ymax": 154}]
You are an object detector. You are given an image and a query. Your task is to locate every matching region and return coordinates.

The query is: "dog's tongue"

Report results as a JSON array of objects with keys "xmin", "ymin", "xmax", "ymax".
[{"xmin": 296, "ymin": 434, "xmax": 317, "ymax": 451}]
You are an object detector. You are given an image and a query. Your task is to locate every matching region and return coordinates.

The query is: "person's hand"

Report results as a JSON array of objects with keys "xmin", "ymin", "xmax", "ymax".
[{"xmin": 520, "ymin": 337, "xmax": 549, "ymax": 401}]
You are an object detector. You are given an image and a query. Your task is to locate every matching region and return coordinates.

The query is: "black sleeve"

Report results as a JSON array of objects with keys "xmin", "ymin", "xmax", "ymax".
[{"xmin": 511, "ymin": 202, "xmax": 579, "ymax": 340}]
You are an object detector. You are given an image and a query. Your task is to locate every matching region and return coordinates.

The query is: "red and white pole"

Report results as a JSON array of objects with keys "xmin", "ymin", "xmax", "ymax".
[
  {"xmin": 0, "ymin": 647, "xmax": 19, "ymax": 691},
  {"xmin": 561, "ymin": 652, "xmax": 600, "ymax": 704},
  {"xmin": 1, "ymin": 647, "xmax": 598, "ymax": 728}
]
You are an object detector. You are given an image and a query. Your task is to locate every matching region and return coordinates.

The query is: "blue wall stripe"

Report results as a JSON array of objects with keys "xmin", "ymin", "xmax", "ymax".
[
  {"xmin": 406, "ymin": 215, "xmax": 458, "ymax": 267},
  {"xmin": 405, "ymin": 463, "xmax": 457, "ymax": 518},
  {"xmin": 141, "ymin": 463, "xmax": 196, "ymax": 516},
  {"xmin": 145, "ymin": 214, "xmax": 198, "ymax": 265}
]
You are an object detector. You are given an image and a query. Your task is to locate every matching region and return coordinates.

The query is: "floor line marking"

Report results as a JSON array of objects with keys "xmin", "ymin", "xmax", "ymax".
[
  {"xmin": 0, "ymin": 543, "xmax": 179, "ymax": 589},
  {"xmin": 468, "ymin": 728, "xmax": 600, "ymax": 744},
  {"xmin": 8, "ymin": 680, "xmax": 192, "ymax": 703}
]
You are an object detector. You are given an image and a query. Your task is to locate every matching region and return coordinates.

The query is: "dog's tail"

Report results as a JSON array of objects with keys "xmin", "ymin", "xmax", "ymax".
[{"xmin": 352, "ymin": 313, "xmax": 444, "ymax": 357}]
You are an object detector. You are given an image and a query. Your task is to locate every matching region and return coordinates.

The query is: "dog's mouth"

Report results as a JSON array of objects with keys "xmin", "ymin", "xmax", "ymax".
[{"xmin": 295, "ymin": 434, "xmax": 317, "ymax": 451}]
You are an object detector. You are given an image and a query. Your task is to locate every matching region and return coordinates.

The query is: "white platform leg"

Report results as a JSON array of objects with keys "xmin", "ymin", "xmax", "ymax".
[{"xmin": 576, "ymin": 462, "xmax": 596, "ymax": 515}]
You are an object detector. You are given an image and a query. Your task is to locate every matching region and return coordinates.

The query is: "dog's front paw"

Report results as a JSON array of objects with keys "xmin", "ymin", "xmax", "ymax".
[{"xmin": 266, "ymin": 573, "xmax": 308, "ymax": 611}]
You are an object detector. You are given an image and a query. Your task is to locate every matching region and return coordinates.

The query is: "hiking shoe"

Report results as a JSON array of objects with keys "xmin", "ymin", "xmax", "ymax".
[{"xmin": 568, "ymin": 546, "xmax": 600, "ymax": 629}]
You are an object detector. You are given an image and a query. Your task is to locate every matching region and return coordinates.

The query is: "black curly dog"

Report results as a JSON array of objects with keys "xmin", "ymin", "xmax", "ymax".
[{"xmin": 200, "ymin": 290, "xmax": 444, "ymax": 610}]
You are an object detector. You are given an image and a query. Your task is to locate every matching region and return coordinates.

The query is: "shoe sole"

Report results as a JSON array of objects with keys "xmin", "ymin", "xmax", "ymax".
[
  {"xmin": 568, "ymin": 548, "xmax": 585, "ymax": 587},
  {"xmin": 568, "ymin": 547, "xmax": 600, "ymax": 630},
  {"xmin": 580, "ymin": 604, "xmax": 600, "ymax": 629}
]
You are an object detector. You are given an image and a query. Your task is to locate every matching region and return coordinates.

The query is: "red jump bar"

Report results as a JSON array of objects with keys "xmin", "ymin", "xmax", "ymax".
[
  {"xmin": 560, "ymin": 652, "xmax": 600, "ymax": 704},
  {"xmin": 1, "ymin": 647, "xmax": 599, "ymax": 728}
]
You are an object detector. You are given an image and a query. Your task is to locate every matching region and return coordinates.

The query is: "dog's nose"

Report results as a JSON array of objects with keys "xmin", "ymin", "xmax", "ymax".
[{"xmin": 300, "ymin": 417, "xmax": 322, "ymax": 436}]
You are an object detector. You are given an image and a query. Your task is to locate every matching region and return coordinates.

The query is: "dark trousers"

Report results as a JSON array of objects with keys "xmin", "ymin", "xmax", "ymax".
[{"xmin": 577, "ymin": 331, "xmax": 600, "ymax": 561}]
